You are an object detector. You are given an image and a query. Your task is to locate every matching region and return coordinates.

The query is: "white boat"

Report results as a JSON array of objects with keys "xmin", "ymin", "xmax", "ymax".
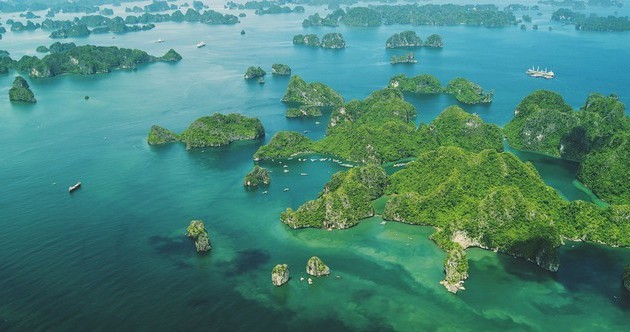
[
  {"xmin": 68, "ymin": 182, "xmax": 81, "ymax": 193},
  {"xmin": 155, "ymin": 38, "xmax": 165, "ymax": 43},
  {"xmin": 300, "ymin": 173, "xmax": 308, "ymax": 176},
  {"xmin": 196, "ymin": 41, "xmax": 206, "ymax": 48},
  {"xmin": 526, "ymin": 66, "xmax": 554, "ymax": 79}
]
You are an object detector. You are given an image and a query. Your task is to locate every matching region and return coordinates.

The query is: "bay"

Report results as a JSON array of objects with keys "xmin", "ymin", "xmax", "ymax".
[{"xmin": 0, "ymin": 2, "xmax": 629, "ymax": 330}]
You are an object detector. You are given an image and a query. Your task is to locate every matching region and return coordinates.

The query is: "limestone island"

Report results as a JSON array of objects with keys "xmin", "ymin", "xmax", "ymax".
[
  {"xmin": 391, "ymin": 53, "xmax": 417, "ymax": 64},
  {"xmin": 389, "ymin": 74, "xmax": 442, "ymax": 94},
  {"xmin": 271, "ymin": 63, "xmax": 291, "ymax": 76},
  {"xmin": 386, "ymin": 31, "xmax": 423, "ymax": 48},
  {"xmin": 286, "ymin": 106, "xmax": 322, "ymax": 118},
  {"xmin": 306, "ymin": 256, "xmax": 330, "ymax": 276},
  {"xmin": 9, "ymin": 76, "xmax": 36, "ymax": 103},
  {"xmin": 148, "ymin": 113, "xmax": 265, "ymax": 150},
  {"xmin": 293, "ymin": 33, "xmax": 346, "ymax": 49},
  {"xmin": 272, "ymin": 264, "xmax": 290, "ymax": 286},
  {"xmin": 244, "ymin": 66, "xmax": 266, "ymax": 79},
  {"xmin": 281, "ymin": 75, "xmax": 344, "ymax": 107},
  {"xmin": 424, "ymin": 34, "xmax": 444, "ymax": 48},
  {"xmin": 293, "ymin": 34, "xmax": 321, "ymax": 47},
  {"xmin": 186, "ymin": 220, "xmax": 211, "ymax": 253},
  {"xmin": 321, "ymin": 33, "xmax": 346, "ymax": 49},
  {"xmin": 0, "ymin": 43, "xmax": 181, "ymax": 78},
  {"xmin": 445, "ymin": 78, "xmax": 493, "ymax": 104},
  {"xmin": 255, "ymin": 85, "xmax": 629, "ymax": 293},
  {"xmin": 504, "ymin": 91, "xmax": 630, "ymax": 205},
  {"xmin": 244, "ymin": 165, "xmax": 271, "ymax": 188}
]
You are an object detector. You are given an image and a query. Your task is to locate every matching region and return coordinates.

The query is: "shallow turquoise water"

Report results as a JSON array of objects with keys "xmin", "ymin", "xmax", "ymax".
[{"xmin": 0, "ymin": 2, "xmax": 629, "ymax": 330}]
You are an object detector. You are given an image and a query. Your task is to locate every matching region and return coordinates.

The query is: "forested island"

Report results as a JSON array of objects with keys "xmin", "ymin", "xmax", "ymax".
[
  {"xmin": 390, "ymin": 53, "xmax": 417, "ymax": 64},
  {"xmin": 0, "ymin": 43, "xmax": 181, "ymax": 78},
  {"xmin": 293, "ymin": 33, "xmax": 346, "ymax": 49},
  {"xmin": 244, "ymin": 66, "xmax": 266, "ymax": 79},
  {"xmin": 271, "ymin": 63, "xmax": 291, "ymax": 75},
  {"xmin": 8, "ymin": 76, "xmax": 36, "ymax": 103},
  {"xmin": 504, "ymin": 90, "xmax": 629, "ymax": 205},
  {"xmin": 148, "ymin": 113, "xmax": 265, "ymax": 149},
  {"xmin": 257, "ymin": 86, "xmax": 629, "ymax": 293},
  {"xmin": 389, "ymin": 74, "xmax": 493, "ymax": 104},
  {"xmin": 386, "ymin": 31, "xmax": 443, "ymax": 49},
  {"xmin": 302, "ymin": 4, "xmax": 517, "ymax": 28},
  {"xmin": 281, "ymin": 75, "xmax": 344, "ymax": 106},
  {"xmin": 552, "ymin": 8, "xmax": 630, "ymax": 31}
]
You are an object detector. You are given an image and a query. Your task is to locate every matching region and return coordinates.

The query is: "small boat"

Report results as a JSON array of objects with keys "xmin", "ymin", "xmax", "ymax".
[
  {"xmin": 155, "ymin": 38, "xmax": 165, "ymax": 43},
  {"xmin": 262, "ymin": 191, "xmax": 268, "ymax": 194},
  {"xmin": 283, "ymin": 188, "xmax": 290, "ymax": 192},
  {"xmin": 303, "ymin": 130, "xmax": 309, "ymax": 134},
  {"xmin": 300, "ymin": 173, "xmax": 308, "ymax": 176},
  {"xmin": 68, "ymin": 182, "xmax": 81, "ymax": 193},
  {"xmin": 258, "ymin": 77, "xmax": 265, "ymax": 85},
  {"xmin": 196, "ymin": 41, "xmax": 206, "ymax": 48},
  {"xmin": 283, "ymin": 169, "xmax": 289, "ymax": 173}
]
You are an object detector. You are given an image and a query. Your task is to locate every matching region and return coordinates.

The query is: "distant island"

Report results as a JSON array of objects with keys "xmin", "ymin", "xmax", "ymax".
[
  {"xmin": 244, "ymin": 66, "xmax": 266, "ymax": 79},
  {"xmin": 293, "ymin": 33, "xmax": 346, "ymax": 49},
  {"xmin": 302, "ymin": 4, "xmax": 517, "ymax": 28},
  {"xmin": 8, "ymin": 76, "xmax": 36, "ymax": 103},
  {"xmin": 271, "ymin": 63, "xmax": 291, "ymax": 75},
  {"xmin": 386, "ymin": 31, "xmax": 443, "ymax": 48},
  {"xmin": 390, "ymin": 53, "xmax": 417, "ymax": 64},
  {"xmin": 281, "ymin": 75, "xmax": 344, "ymax": 106},
  {"xmin": 0, "ymin": 43, "xmax": 181, "ymax": 78},
  {"xmin": 552, "ymin": 8, "xmax": 630, "ymax": 31},
  {"xmin": 389, "ymin": 74, "xmax": 492, "ymax": 104},
  {"xmin": 148, "ymin": 113, "xmax": 265, "ymax": 149},
  {"xmin": 504, "ymin": 90, "xmax": 630, "ymax": 205}
]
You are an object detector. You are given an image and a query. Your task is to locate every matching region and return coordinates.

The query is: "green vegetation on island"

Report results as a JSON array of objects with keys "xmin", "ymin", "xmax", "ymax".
[
  {"xmin": 1, "ymin": 43, "xmax": 181, "ymax": 78},
  {"xmin": 244, "ymin": 165, "xmax": 271, "ymax": 188},
  {"xmin": 253, "ymin": 131, "xmax": 315, "ymax": 161},
  {"xmin": 258, "ymin": 88, "xmax": 503, "ymax": 164},
  {"xmin": 445, "ymin": 78, "xmax": 493, "ymax": 104},
  {"xmin": 244, "ymin": 66, "xmax": 266, "ymax": 79},
  {"xmin": 390, "ymin": 53, "xmax": 417, "ymax": 64},
  {"xmin": 425, "ymin": 34, "xmax": 444, "ymax": 48},
  {"xmin": 389, "ymin": 74, "xmax": 442, "ymax": 94},
  {"xmin": 271, "ymin": 264, "xmax": 290, "ymax": 286},
  {"xmin": 286, "ymin": 106, "xmax": 323, "ymax": 118},
  {"xmin": 35, "ymin": 46, "xmax": 49, "ymax": 53},
  {"xmin": 552, "ymin": 8, "xmax": 630, "ymax": 31},
  {"xmin": 306, "ymin": 256, "xmax": 331, "ymax": 276},
  {"xmin": 320, "ymin": 33, "xmax": 346, "ymax": 49},
  {"xmin": 293, "ymin": 34, "xmax": 321, "ymax": 47},
  {"xmin": 9, "ymin": 76, "xmax": 36, "ymax": 103},
  {"xmin": 147, "ymin": 125, "xmax": 179, "ymax": 145},
  {"xmin": 149, "ymin": 113, "xmax": 265, "ymax": 150},
  {"xmin": 271, "ymin": 63, "xmax": 291, "ymax": 75},
  {"xmin": 186, "ymin": 220, "xmax": 211, "ymax": 253},
  {"xmin": 282, "ymin": 165, "xmax": 388, "ymax": 229},
  {"xmin": 281, "ymin": 75, "xmax": 344, "ymax": 107},
  {"xmin": 386, "ymin": 31, "xmax": 423, "ymax": 48},
  {"xmin": 292, "ymin": 33, "xmax": 345, "ymax": 49},
  {"xmin": 302, "ymin": 4, "xmax": 517, "ymax": 28},
  {"xmin": 504, "ymin": 90, "xmax": 630, "ymax": 204}
]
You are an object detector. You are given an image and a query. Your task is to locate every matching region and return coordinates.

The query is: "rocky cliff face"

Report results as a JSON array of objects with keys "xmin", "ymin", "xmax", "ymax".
[
  {"xmin": 186, "ymin": 220, "xmax": 211, "ymax": 253},
  {"xmin": 272, "ymin": 264, "xmax": 290, "ymax": 286},
  {"xmin": 306, "ymin": 256, "xmax": 330, "ymax": 276},
  {"xmin": 623, "ymin": 265, "xmax": 630, "ymax": 292}
]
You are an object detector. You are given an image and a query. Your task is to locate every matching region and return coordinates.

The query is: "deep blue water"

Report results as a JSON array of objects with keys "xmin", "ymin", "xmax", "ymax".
[{"xmin": 0, "ymin": 1, "xmax": 629, "ymax": 330}]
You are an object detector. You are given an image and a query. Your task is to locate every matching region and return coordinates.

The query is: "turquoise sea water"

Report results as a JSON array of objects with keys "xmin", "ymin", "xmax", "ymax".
[{"xmin": 1, "ymin": 2, "xmax": 629, "ymax": 330}]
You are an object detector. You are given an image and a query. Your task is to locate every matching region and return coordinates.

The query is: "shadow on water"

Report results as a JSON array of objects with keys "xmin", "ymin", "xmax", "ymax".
[
  {"xmin": 148, "ymin": 235, "xmax": 194, "ymax": 257},
  {"xmin": 218, "ymin": 249, "xmax": 271, "ymax": 277},
  {"xmin": 557, "ymin": 242, "xmax": 630, "ymax": 308}
]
